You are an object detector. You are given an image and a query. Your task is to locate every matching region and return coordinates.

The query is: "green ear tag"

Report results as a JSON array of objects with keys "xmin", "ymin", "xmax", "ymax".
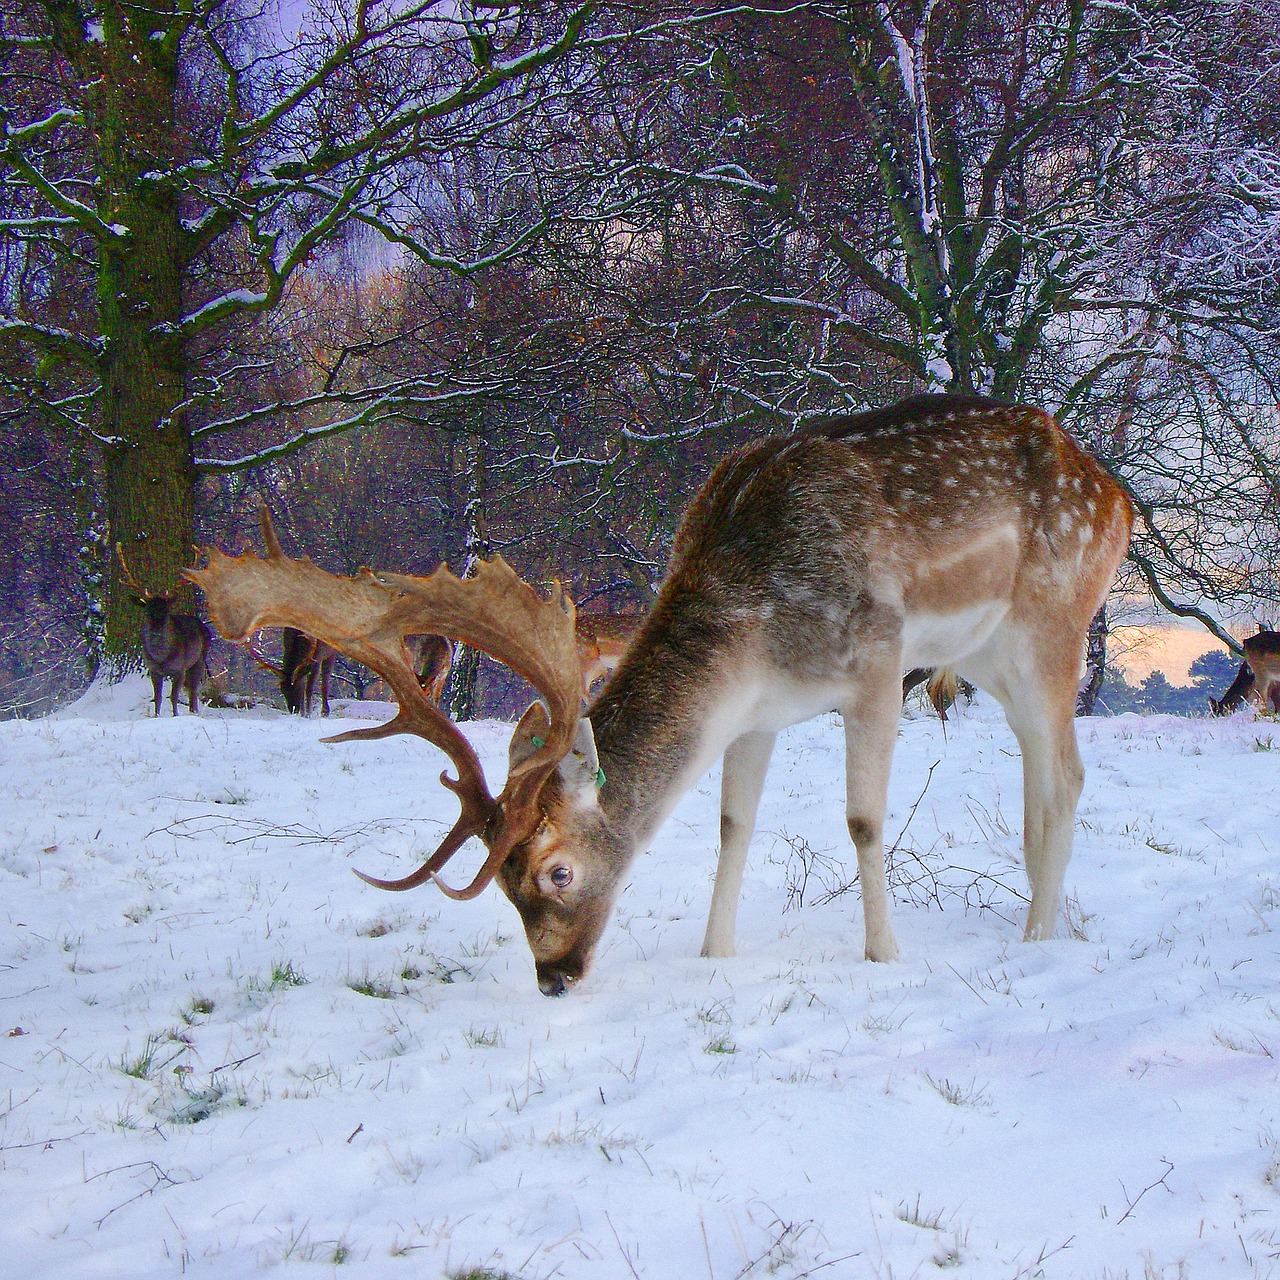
[
  {"xmin": 595, "ymin": 766, "xmax": 606, "ymax": 789},
  {"xmin": 530, "ymin": 735, "xmax": 546, "ymax": 748}
]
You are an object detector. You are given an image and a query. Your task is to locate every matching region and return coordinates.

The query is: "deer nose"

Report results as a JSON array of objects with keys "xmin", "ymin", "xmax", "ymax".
[{"xmin": 536, "ymin": 966, "xmax": 578, "ymax": 998}]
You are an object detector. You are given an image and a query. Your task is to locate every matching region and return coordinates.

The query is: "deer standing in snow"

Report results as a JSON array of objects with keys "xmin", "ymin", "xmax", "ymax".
[
  {"xmin": 1210, "ymin": 630, "xmax": 1280, "ymax": 715},
  {"xmin": 280, "ymin": 628, "xmax": 337, "ymax": 716},
  {"xmin": 117, "ymin": 545, "xmax": 211, "ymax": 716},
  {"xmin": 188, "ymin": 394, "xmax": 1132, "ymax": 995}
]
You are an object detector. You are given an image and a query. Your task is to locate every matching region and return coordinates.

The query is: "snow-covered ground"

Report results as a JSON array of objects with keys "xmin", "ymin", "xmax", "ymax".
[{"xmin": 2, "ymin": 678, "xmax": 1279, "ymax": 1279}]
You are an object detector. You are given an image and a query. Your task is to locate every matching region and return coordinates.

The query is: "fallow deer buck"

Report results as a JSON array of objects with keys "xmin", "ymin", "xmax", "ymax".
[
  {"xmin": 187, "ymin": 395, "xmax": 1132, "ymax": 996},
  {"xmin": 117, "ymin": 545, "xmax": 212, "ymax": 717},
  {"xmin": 1209, "ymin": 629, "xmax": 1280, "ymax": 715}
]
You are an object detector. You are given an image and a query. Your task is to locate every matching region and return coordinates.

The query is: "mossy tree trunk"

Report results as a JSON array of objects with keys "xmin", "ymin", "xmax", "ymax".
[{"xmin": 45, "ymin": 0, "xmax": 196, "ymax": 673}]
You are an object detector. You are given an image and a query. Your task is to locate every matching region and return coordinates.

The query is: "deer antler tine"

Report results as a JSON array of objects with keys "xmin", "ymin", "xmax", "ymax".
[
  {"xmin": 258, "ymin": 501, "xmax": 284, "ymax": 559},
  {"xmin": 115, "ymin": 541, "xmax": 149, "ymax": 597},
  {"xmin": 352, "ymin": 805, "xmax": 481, "ymax": 891},
  {"xmin": 241, "ymin": 633, "xmax": 285, "ymax": 677},
  {"xmin": 432, "ymin": 848, "xmax": 512, "ymax": 900}
]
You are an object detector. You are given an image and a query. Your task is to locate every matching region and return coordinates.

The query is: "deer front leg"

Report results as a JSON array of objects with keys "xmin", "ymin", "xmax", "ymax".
[
  {"xmin": 702, "ymin": 730, "xmax": 776, "ymax": 958},
  {"xmin": 842, "ymin": 665, "xmax": 905, "ymax": 963}
]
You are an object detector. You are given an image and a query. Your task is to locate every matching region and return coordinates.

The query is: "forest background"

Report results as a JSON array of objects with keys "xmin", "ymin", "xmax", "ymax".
[{"xmin": 3, "ymin": 0, "xmax": 1279, "ymax": 721}]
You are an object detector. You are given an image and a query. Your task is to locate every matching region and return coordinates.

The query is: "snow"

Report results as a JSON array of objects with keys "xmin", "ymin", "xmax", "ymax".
[{"xmin": 3, "ymin": 678, "xmax": 1280, "ymax": 1278}]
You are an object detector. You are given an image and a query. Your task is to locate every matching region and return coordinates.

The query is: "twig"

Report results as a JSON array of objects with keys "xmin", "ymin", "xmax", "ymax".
[
  {"xmin": 789, "ymin": 1252, "xmax": 864, "ymax": 1279},
  {"xmin": 0, "ymin": 1130, "xmax": 89, "ymax": 1152},
  {"xmin": 1116, "ymin": 1158, "xmax": 1174, "ymax": 1224},
  {"xmin": 887, "ymin": 761, "xmax": 940, "ymax": 858},
  {"xmin": 212, "ymin": 1051, "xmax": 260, "ymax": 1073},
  {"xmin": 947, "ymin": 962, "xmax": 989, "ymax": 1006},
  {"xmin": 89, "ymin": 1161, "xmax": 184, "ymax": 1228},
  {"xmin": 605, "ymin": 1212, "xmax": 643, "ymax": 1280}
]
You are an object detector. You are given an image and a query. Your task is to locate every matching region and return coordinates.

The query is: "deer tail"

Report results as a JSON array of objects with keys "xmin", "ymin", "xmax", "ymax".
[{"xmin": 926, "ymin": 668, "xmax": 959, "ymax": 721}]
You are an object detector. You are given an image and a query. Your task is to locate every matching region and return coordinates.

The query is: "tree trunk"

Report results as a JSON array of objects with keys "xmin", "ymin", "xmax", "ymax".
[
  {"xmin": 87, "ymin": 3, "xmax": 196, "ymax": 674},
  {"xmin": 1076, "ymin": 604, "xmax": 1109, "ymax": 717},
  {"xmin": 441, "ymin": 434, "xmax": 489, "ymax": 721}
]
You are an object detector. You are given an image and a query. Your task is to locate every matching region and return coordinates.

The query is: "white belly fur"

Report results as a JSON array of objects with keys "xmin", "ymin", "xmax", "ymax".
[{"xmin": 901, "ymin": 600, "xmax": 1011, "ymax": 669}]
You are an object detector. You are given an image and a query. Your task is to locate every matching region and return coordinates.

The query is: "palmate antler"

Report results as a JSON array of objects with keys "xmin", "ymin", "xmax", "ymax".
[{"xmin": 184, "ymin": 507, "xmax": 583, "ymax": 899}]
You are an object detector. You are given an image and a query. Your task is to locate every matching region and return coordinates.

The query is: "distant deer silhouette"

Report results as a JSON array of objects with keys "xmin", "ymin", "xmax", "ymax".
[
  {"xmin": 280, "ymin": 627, "xmax": 337, "ymax": 716},
  {"xmin": 118, "ymin": 545, "xmax": 211, "ymax": 716},
  {"xmin": 414, "ymin": 634, "xmax": 454, "ymax": 705},
  {"xmin": 1210, "ymin": 630, "xmax": 1280, "ymax": 715}
]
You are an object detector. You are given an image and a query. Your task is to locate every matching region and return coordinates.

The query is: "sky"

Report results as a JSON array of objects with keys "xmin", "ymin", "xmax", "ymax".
[{"xmin": 2, "ymin": 678, "xmax": 1279, "ymax": 1279}]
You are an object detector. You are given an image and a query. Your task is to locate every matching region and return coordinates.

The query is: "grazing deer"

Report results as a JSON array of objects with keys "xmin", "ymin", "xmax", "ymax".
[
  {"xmin": 188, "ymin": 395, "xmax": 1132, "ymax": 996},
  {"xmin": 1210, "ymin": 630, "xmax": 1280, "ymax": 715},
  {"xmin": 576, "ymin": 613, "xmax": 645, "ymax": 694},
  {"xmin": 281, "ymin": 627, "xmax": 337, "ymax": 716},
  {"xmin": 414, "ymin": 633, "xmax": 455, "ymax": 704},
  {"xmin": 117, "ymin": 545, "xmax": 211, "ymax": 716}
]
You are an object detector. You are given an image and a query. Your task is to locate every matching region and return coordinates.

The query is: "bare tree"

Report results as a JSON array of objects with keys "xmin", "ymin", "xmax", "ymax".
[{"xmin": 0, "ymin": 0, "xmax": 614, "ymax": 671}]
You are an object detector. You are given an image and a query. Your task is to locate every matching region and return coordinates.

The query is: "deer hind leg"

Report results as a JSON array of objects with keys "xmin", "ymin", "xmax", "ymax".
[
  {"xmin": 185, "ymin": 666, "xmax": 199, "ymax": 714},
  {"xmin": 962, "ymin": 638, "xmax": 1084, "ymax": 942},
  {"xmin": 842, "ymin": 659, "xmax": 908, "ymax": 963},
  {"xmin": 702, "ymin": 730, "xmax": 776, "ymax": 958},
  {"xmin": 1253, "ymin": 670, "xmax": 1278, "ymax": 713}
]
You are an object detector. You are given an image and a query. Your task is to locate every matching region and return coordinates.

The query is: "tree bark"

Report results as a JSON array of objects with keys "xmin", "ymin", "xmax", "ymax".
[
  {"xmin": 441, "ymin": 434, "xmax": 489, "ymax": 720},
  {"xmin": 1076, "ymin": 604, "xmax": 1109, "ymax": 717},
  {"xmin": 79, "ymin": 2, "xmax": 196, "ymax": 672}
]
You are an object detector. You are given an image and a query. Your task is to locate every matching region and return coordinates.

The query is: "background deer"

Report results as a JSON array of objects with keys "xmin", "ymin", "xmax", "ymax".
[
  {"xmin": 280, "ymin": 627, "xmax": 336, "ymax": 716},
  {"xmin": 1209, "ymin": 629, "xmax": 1280, "ymax": 715},
  {"xmin": 414, "ymin": 633, "xmax": 454, "ymax": 704},
  {"xmin": 247, "ymin": 627, "xmax": 452, "ymax": 715},
  {"xmin": 188, "ymin": 395, "xmax": 1132, "ymax": 996},
  {"xmin": 117, "ymin": 545, "xmax": 211, "ymax": 716},
  {"xmin": 575, "ymin": 613, "xmax": 644, "ymax": 694}
]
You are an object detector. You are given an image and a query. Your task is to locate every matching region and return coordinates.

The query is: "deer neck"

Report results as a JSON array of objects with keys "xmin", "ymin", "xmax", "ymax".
[{"xmin": 587, "ymin": 604, "xmax": 749, "ymax": 851}]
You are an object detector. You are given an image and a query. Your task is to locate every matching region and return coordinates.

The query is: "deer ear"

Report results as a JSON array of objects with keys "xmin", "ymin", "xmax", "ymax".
[
  {"xmin": 510, "ymin": 702, "xmax": 601, "ymax": 804},
  {"xmin": 510, "ymin": 701, "xmax": 552, "ymax": 771},
  {"xmin": 557, "ymin": 715, "xmax": 602, "ymax": 804}
]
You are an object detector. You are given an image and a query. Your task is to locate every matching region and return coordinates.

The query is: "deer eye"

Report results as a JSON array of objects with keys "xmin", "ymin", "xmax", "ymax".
[{"xmin": 549, "ymin": 865, "xmax": 573, "ymax": 889}]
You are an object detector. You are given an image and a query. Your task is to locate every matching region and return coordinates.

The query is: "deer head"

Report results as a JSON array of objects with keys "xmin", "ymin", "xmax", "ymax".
[{"xmin": 184, "ymin": 507, "xmax": 604, "ymax": 991}]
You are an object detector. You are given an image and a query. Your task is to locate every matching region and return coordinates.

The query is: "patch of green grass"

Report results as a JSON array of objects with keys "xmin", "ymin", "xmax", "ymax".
[
  {"xmin": 165, "ymin": 1082, "xmax": 245, "ymax": 1125},
  {"xmin": 246, "ymin": 960, "xmax": 308, "ymax": 995},
  {"xmin": 348, "ymin": 973, "xmax": 395, "ymax": 1000},
  {"xmin": 180, "ymin": 995, "xmax": 215, "ymax": 1025},
  {"xmin": 120, "ymin": 1036, "xmax": 163, "ymax": 1080},
  {"xmin": 270, "ymin": 960, "xmax": 307, "ymax": 988}
]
